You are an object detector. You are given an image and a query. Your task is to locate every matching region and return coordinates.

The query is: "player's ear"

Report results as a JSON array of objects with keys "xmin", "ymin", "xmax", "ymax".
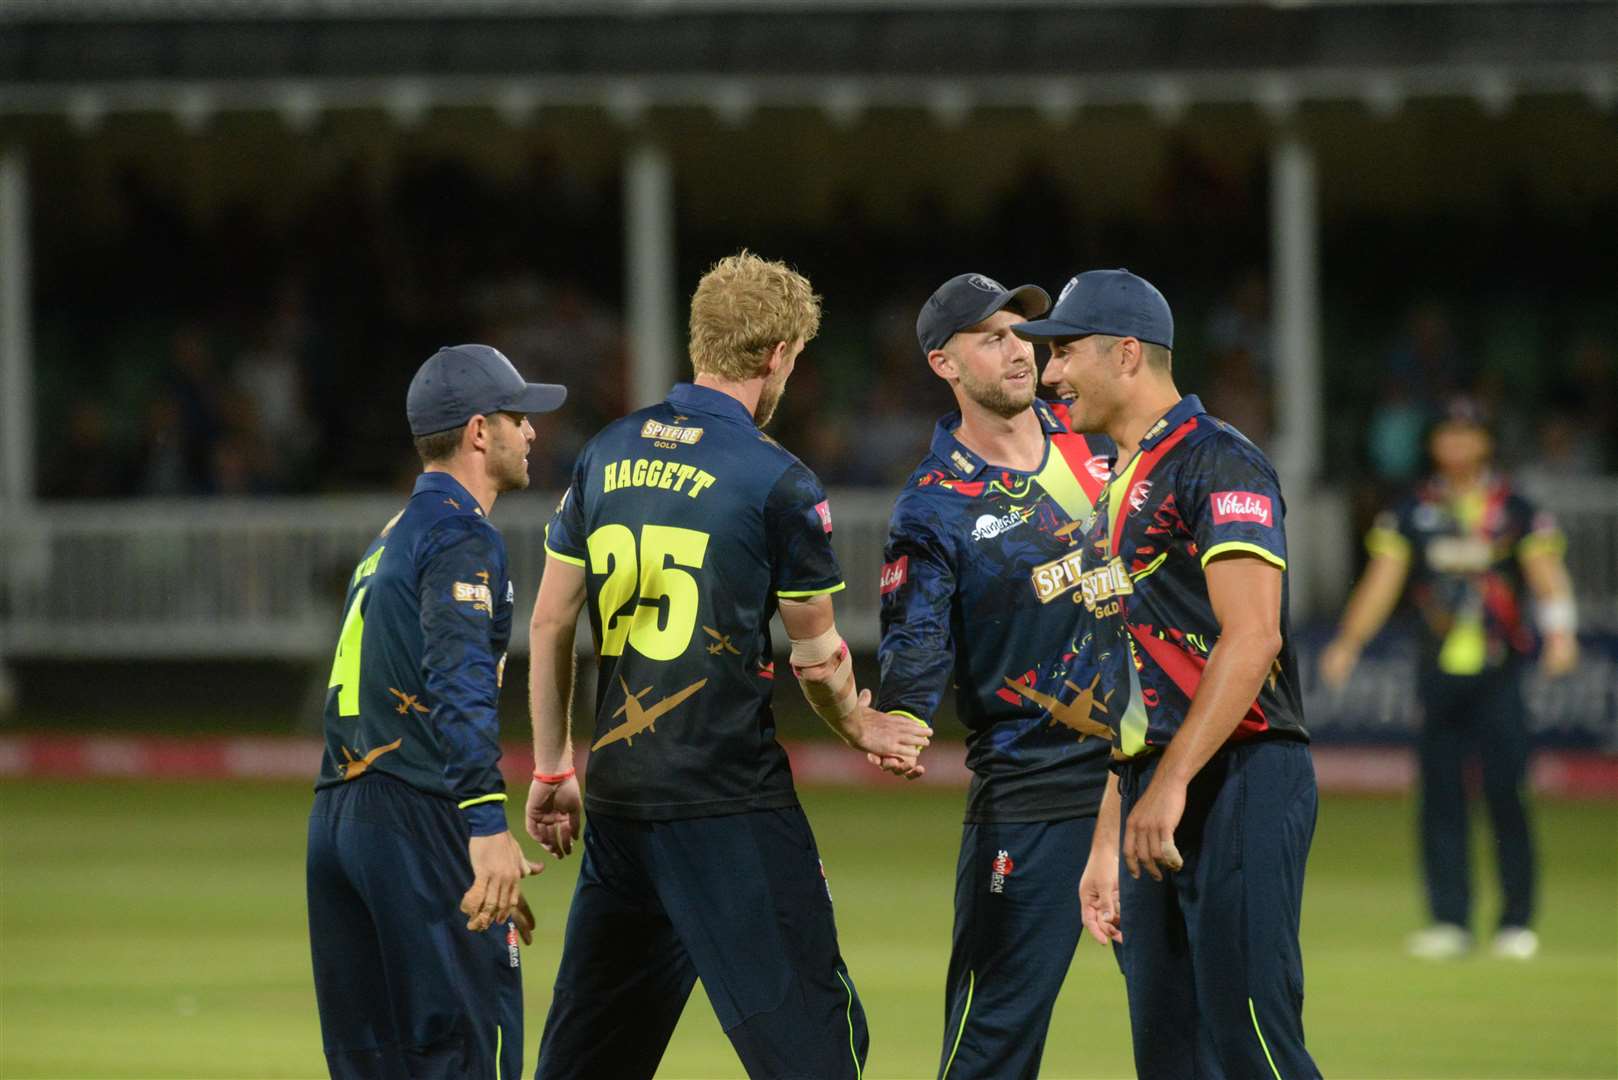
[
  {"xmin": 926, "ymin": 346, "xmax": 955, "ymax": 382},
  {"xmin": 763, "ymin": 340, "xmax": 789, "ymax": 376},
  {"xmin": 464, "ymin": 414, "xmax": 490, "ymax": 453},
  {"xmin": 1116, "ymin": 337, "xmax": 1143, "ymax": 378}
]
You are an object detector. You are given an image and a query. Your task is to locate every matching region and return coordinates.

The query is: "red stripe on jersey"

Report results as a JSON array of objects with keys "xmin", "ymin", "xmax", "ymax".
[
  {"xmin": 1108, "ymin": 419, "xmax": 1197, "ymax": 558},
  {"xmin": 1127, "ymin": 623, "xmax": 1270, "ymax": 741},
  {"xmin": 1053, "ymin": 432, "xmax": 1110, "ymax": 502}
]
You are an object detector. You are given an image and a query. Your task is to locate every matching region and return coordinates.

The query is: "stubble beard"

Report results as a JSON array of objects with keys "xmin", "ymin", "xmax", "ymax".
[
  {"xmin": 960, "ymin": 367, "xmax": 1036, "ymax": 420},
  {"xmin": 754, "ymin": 377, "xmax": 786, "ymax": 428}
]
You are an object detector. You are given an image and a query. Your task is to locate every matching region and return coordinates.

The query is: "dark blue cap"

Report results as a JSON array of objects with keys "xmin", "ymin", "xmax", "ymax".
[
  {"xmin": 1011, "ymin": 268, "xmax": 1174, "ymax": 349},
  {"xmin": 406, "ymin": 344, "xmax": 567, "ymax": 436},
  {"xmin": 916, "ymin": 273, "xmax": 1051, "ymax": 354}
]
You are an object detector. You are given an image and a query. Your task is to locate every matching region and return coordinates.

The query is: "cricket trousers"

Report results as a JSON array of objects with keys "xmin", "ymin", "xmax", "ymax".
[
  {"xmin": 1116, "ymin": 739, "xmax": 1320, "ymax": 1080},
  {"xmin": 938, "ymin": 815, "xmax": 1097, "ymax": 1080},
  {"xmin": 534, "ymin": 806, "xmax": 868, "ymax": 1080},
  {"xmin": 307, "ymin": 771, "xmax": 523, "ymax": 1080},
  {"xmin": 1416, "ymin": 662, "xmax": 1536, "ymax": 930}
]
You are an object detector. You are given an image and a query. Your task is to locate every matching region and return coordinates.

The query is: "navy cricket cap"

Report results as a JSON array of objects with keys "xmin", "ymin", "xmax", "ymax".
[
  {"xmin": 1011, "ymin": 268, "xmax": 1174, "ymax": 350},
  {"xmin": 406, "ymin": 344, "xmax": 567, "ymax": 436},
  {"xmin": 916, "ymin": 273, "xmax": 1051, "ymax": 354}
]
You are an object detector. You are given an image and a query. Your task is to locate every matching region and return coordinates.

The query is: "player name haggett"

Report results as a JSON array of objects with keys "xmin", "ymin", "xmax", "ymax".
[{"xmin": 602, "ymin": 457, "xmax": 717, "ymax": 498}]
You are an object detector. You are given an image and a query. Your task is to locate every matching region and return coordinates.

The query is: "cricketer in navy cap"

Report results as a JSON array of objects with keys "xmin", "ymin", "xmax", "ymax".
[
  {"xmin": 917, "ymin": 273, "xmax": 1051, "ymax": 355},
  {"xmin": 1011, "ymin": 268, "xmax": 1174, "ymax": 350},
  {"xmin": 407, "ymin": 344, "xmax": 568, "ymax": 436}
]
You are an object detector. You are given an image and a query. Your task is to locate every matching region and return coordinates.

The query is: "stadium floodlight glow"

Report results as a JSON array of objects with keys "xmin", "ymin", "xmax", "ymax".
[
  {"xmin": 1035, "ymin": 82, "xmax": 1082, "ymax": 127},
  {"xmin": 1473, "ymin": 72, "xmax": 1514, "ymax": 117},
  {"xmin": 66, "ymin": 90, "xmax": 105, "ymax": 134},
  {"xmin": 819, "ymin": 81, "xmax": 867, "ymax": 130},
  {"xmin": 710, "ymin": 82, "xmax": 756, "ymax": 129},
  {"xmin": 385, "ymin": 81, "xmax": 431, "ymax": 129},
  {"xmin": 278, "ymin": 85, "xmax": 322, "ymax": 133},
  {"xmin": 173, "ymin": 87, "xmax": 215, "ymax": 135},
  {"xmin": 926, "ymin": 83, "xmax": 972, "ymax": 129},
  {"xmin": 1362, "ymin": 74, "xmax": 1405, "ymax": 119},
  {"xmin": 1256, "ymin": 75, "xmax": 1298, "ymax": 123},
  {"xmin": 496, "ymin": 84, "xmax": 539, "ymax": 128},
  {"xmin": 1147, "ymin": 79, "xmax": 1189, "ymax": 125},
  {"xmin": 606, "ymin": 83, "xmax": 648, "ymax": 127}
]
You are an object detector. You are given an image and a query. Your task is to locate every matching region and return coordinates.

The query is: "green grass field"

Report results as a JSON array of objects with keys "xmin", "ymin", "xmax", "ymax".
[{"xmin": 1, "ymin": 782, "xmax": 1614, "ymax": 1079}]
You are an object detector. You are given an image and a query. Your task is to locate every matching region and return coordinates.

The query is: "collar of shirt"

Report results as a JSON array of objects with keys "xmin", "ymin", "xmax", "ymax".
[
  {"xmin": 667, "ymin": 382, "xmax": 758, "ymax": 427},
  {"xmin": 414, "ymin": 470, "xmax": 484, "ymax": 516},
  {"xmin": 931, "ymin": 401, "xmax": 1067, "ymax": 480},
  {"xmin": 1137, "ymin": 394, "xmax": 1206, "ymax": 451}
]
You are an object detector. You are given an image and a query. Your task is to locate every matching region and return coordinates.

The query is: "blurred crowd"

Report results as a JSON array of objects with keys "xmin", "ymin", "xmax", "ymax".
[{"xmin": 33, "ymin": 145, "xmax": 1617, "ymax": 500}]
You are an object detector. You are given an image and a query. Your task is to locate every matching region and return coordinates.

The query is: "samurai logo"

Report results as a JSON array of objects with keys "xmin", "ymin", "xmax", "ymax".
[{"xmin": 989, "ymin": 850, "xmax": 1015, "ymax": 895}]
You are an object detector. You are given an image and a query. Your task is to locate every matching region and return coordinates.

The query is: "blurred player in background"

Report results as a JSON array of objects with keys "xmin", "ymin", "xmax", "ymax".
[
  {"xmin": 875, "ymin": 273, "xmax": 1115, "ymax": 1079},
  {"xmin": 1321, "ymin": 397, "xmax": 1578, "ymax": 960},
  {"xmin": 1023, "ymin": 270, "xmax": 1322, "ymax": 1079},
  {"xmin": 525, "ymin": 251, "xmax": 931, "ymax": 1080},
  {"xmin": 307, "ymin": 345, "xmax": 562, "ymax": 1079}
]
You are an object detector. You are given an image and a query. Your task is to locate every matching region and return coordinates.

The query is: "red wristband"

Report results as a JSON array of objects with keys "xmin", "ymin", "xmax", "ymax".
[{"xmin": 532, "ymin": 767, "xmax": 576, "ymax": 784}]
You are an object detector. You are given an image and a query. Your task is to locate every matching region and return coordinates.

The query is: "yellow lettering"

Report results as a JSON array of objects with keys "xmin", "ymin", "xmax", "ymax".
[
  {"xmin": 670, "ymin": 464, "xmax": 696, "ymax": 492},
  {"xmin": 657, "ymin": 461, "xmax": 677, "ymax": 489},
  {"xmin": 631, "ymin": 459, "xmax": 649, "ymax": 486},
  {"xmin": 645, "ymin": 460, "xmax": 664, "ymax": 487},
  {"xmin": 687, "ymin": 471, "xmax": 716, "ymax": 499},
  {"xmin": 603, "ymin": 461, "xmax": 618, "ymax": 492}
]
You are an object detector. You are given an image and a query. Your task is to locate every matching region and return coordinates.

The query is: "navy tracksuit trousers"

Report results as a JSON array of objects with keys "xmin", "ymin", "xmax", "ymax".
[{"xmin": 1116, "ymin": 739, "xmax": 1320, "ymax": 1080}]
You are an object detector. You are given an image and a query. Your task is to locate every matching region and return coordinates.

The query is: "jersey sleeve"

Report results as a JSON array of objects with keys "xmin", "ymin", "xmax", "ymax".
[
  {"xmin": 418, "ymin": 518, "xmax": 509, "ymax": 836},
  {"xmin": 1512, "ymin": 492, "xmax": 1566, "ymax": 560},
  {"xmin": 876, "ymin": 500, "xmax": 956, "ymax": 724},
  {"xmin": 544, "ymin": 463, "xmax": 588, "ymax": 568},
  {"xmin": 764, "ymin": 461, "xmax": 844, "ymax": 598},
  {"xmin": 1181, "ymin": 435, "xmax": 1289, "ymax": 571}
]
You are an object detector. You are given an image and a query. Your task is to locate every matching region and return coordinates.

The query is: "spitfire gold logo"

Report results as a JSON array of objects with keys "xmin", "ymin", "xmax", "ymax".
[
  {"xmin": 1031, "ymin": 550, "xmax": 1087, "ymax": 603},
  {"xmin": 453, "ymin": 581, "xmax": 494, "ymax": 615},
  {"xmin": 591, "ymin": 676, "xmax": 709, "ymax": 751},
  {"xmin": 640, "ymin": 419, "xmax": 704, "ymax": 446}
]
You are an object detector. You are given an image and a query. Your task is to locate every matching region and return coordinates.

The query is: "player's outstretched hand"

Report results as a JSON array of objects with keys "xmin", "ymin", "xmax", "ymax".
[
  {"xmin": 848, "ymin": 690, "xmax": 932, "ymax": 769},
  {"xmin": 1540, "ymin": 630, "xmax": 1579, "ymax": 678},
  {"xmin": 526, "ymin": 774, "xmax": 583, "ymax": 859},
  {"xmin": 1317, "ymin": 637, "xmax": 1360, "ymax": 691},
  {"xmin": 866, "ymin": 752, "xmax": 926, "ymax": 781},
  {"xmin": 461, "ymin": 831, "xmax": 543, "ymax": 934},
  {"xmin": 1079, "ymin": 847, "xmax": 1123, "ymax": 946},
  {"xmin": 1122, "ymin": 776, "xmax": 1186, "ymax": 883}
]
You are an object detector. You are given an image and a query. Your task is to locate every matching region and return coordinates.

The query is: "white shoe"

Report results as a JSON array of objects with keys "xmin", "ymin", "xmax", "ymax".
[
  {"xmin": 1491, "ymin": 927, "xmax": 1539, "ymax": 960},
  {"xmin": 1406, "ymin": 923, "xmax": 1472, "ymax": 959}
]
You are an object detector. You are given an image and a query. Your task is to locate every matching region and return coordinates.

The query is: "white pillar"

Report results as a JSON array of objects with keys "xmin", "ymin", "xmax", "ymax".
[
  {"xmin": 1270, "ymin": 135, "xmax": 1327, "ymax": 617},
  {"xmin": 1270, "ymin": 135, "xmax": 1322, "ymax": 486},
  {"xmin": 623, "ymin": 142, "xmax": 677, "ymax": 410},
  {"xmin": 0, "ymin": 147, "xmax": 33, "ymax": 510}
]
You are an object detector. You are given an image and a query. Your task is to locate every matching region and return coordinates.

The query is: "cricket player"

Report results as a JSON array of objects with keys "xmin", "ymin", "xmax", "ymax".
[
  {"xmin": 307, "ymin": 344, "xmax": 563, "ymax": 1079},
  {"xmin": 875, "ymin": 272, "xmax": 1116, "ymax": 1080},
  {"xmin": 525, "ymin": 251, "xmax": 932, "ymax": 1080},
  {"xmin": 1321, "ymin": 397, "xmax": 1577, "ymax": 960},
  {"xmin": 1020, "ymin": 269, "xmax": 1322, "ymax": 1079}
]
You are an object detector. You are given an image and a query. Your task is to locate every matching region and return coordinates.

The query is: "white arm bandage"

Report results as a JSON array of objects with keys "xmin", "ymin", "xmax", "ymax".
[
  {"xmin": 1537, "ymin": 597, "xmax": 1577, "ymax": 635},
  {"xmin": 790, "ymin": 625, "xmax": 859, "ymax": 727}
]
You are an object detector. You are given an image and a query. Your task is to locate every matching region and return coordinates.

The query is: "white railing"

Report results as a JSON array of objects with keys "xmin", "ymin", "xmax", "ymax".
[{"xmin": 1, "ymin": 481, "xmax": 1614, "ymax": 659}]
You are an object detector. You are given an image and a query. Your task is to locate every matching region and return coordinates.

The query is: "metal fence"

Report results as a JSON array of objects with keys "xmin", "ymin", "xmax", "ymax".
[{"xmin": 1, "ymin": 480, "xmax": 1614, "ymax": 659}]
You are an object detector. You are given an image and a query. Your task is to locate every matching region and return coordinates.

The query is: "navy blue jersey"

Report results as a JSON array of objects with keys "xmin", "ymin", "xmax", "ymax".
[
  {"xmin": 315, "ymin": 472, "xmax": 515, "ymax": 836},
  {"xmin": 877, "ymin": 399, "xmax": 1117, "ymax": 823},
  {"xmin": 546, "ymin": 382, "xmax": 843, "ymax": 821},
  {"xmin": 1366, "ymin": 474, "xmax": 1562, "ymax": 674},
  {"xmin": 1077, "ymin": 395, "xmax": 1308, "ymax": 760}
]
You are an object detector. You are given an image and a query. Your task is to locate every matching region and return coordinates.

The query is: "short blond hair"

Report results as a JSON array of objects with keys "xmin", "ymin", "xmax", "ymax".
[{"xmin": 688, "ymin": 250, "xmax": 822, "ymax": 381}]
